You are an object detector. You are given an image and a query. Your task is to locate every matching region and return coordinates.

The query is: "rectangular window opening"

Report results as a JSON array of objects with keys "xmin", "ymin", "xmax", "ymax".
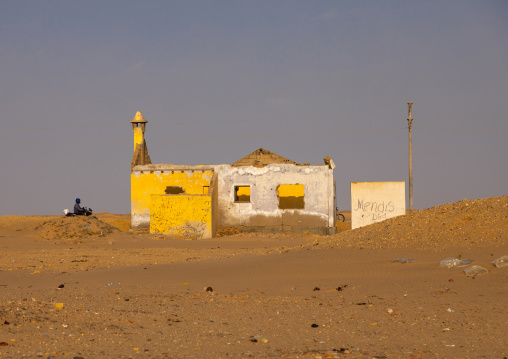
[
  {"xmin": 278, "ymin": 184, "xmax": 305, "ymax": 209},
  {"xmin": 234, "ymin": 186, "xmax": 251, "ymax": 202}
]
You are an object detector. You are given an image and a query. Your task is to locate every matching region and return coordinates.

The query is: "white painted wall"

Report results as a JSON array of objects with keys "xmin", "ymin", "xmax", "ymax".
[
  {"xmin": 351, "ymin": 182, "xmax": 406, "ymax": 229},
  {"xmin": 216, "ymin": 164, "xmax": 335, "ymax": 230}
]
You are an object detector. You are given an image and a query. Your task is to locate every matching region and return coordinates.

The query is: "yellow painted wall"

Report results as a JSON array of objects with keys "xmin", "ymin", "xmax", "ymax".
[
  {"xmin": 150, "ymin": 194, "xmax": 213, "ymax": 239},
  {"xmin": 131, "ymin": 170, "xmax": 213, "ymax": 229},
  {"xmin": 133, "ymin": 127, "xmax": 144, "ymax": 151}
]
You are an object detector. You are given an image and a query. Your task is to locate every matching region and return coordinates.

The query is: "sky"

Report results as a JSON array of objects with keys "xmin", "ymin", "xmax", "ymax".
[{"xmin": 1, "ymin": 0, "xmax": 507, "ymax": 215}]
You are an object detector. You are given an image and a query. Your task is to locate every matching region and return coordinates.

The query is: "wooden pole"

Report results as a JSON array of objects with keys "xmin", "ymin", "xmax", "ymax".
[{"xmin": 407, "ymin": 102, "xmax": 413, "ymax": 211}]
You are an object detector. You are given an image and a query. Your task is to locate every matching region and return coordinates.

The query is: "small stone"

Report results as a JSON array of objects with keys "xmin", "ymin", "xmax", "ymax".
[
  {"xmin": 463, "ymin": 265, "xmax": 488, "ymax": 277},
  {"xmin": 392, "ymin": 258, "xmax": 414, "ymax": 263},
  {"xmin": 440, "ymin": 258, "xmax": 473, "ymax": 268},
  {"xmin": 492, "ymin": 255, "xmax": 508, "ymax": 268}
]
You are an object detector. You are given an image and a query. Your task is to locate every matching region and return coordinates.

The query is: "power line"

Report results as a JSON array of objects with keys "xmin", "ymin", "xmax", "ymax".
[
  {"xmin": 413, "ymin": 126, "xmax": 508, "ymax": 132},
  {"xmin": 0, "ymin": 110, "xmax": 410, "ymax": 131},
  {"xmin": 417, "ymin": 110, "xmax": 508, "ymax": 117},
  {"xmin": 149, "ymin": 127, "xmax": 405, "ymax": 143},
  {"xmin": 1, "ymin": 126, "xmax": 406, "ymax": 147},
  {"xmin": 2, "ymin": 125, "xmax": 507, "ymax": 148},
  {"xmin": 3, "ymin": 109, "xmax": 507, "ymax": 132}
]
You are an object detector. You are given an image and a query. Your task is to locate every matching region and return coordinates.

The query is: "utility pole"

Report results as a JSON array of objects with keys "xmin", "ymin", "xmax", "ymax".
[{"xmin": 407, "ymin": 101, "xmax": 414, "ymax": 211}]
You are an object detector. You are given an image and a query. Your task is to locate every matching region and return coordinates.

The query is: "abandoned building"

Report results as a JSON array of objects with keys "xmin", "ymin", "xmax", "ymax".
[{"xmin": 130, "ymin": 111, "xmax": 337, "ymax": 238}]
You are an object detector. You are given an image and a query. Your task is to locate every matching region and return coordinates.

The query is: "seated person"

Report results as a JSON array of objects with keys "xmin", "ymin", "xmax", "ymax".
[{"xmin": 74, "ymin": 198, "xmax": 87, "ymax": 215}]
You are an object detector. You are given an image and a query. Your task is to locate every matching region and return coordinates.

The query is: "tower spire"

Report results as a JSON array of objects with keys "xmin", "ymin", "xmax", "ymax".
[
  {"xmin": 131, "ymin": 111, "xmax": 148, "ymax": 151},
  {"xmin": 130, "ymin": 111, "xmax": 151, "ymax": 171}
]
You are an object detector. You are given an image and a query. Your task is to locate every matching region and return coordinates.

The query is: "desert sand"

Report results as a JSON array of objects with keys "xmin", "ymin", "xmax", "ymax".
[{"xmin": 1, "ymin": 196, "xmax": 507, "ymax": 358}]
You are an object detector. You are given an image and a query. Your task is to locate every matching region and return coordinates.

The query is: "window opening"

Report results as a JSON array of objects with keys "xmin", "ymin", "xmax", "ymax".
[
  {"xmin": 234, "ymin": 186, "xmax": 251, "ymax": 202},
  {"xmin": 165, "ymin": 186, "xmax": 185, "ymax": 194},
  {"xmin": 277, "ymin": 184, "xmax": 305, "ymax": 209},
  {"xmin": 203, "ymin": 186, "xmax": 209, "ymax": 195}
]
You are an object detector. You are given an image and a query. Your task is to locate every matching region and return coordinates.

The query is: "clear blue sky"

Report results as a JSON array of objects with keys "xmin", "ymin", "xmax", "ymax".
[{"xmin": 1, "ymin": 1, "xmax": 507, "ymax": 215}]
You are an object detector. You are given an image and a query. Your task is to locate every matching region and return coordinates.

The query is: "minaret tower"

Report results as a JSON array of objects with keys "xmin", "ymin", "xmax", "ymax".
[
  {"xmin": 130, "ymin": 111, "xmax": 151, "ymax": 171},
  {"xmin": 131, "ymin": 111, "xmax": 147, "ymax": 151}
]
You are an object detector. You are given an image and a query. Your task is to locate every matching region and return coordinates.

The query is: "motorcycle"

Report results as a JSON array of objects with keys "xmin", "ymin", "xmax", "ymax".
[{"xmin": 63, "ymin": 207, "xmax": 93, "ymax": 216}]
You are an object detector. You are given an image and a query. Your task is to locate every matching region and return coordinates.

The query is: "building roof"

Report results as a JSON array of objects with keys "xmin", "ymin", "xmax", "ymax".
[
  {"xmin": 232, "ymin": 148, "xmax": 299, "ymax": 167},
  {"xmin": 131, "ymin": 111, "xmax": 147, "ymax": 123}
]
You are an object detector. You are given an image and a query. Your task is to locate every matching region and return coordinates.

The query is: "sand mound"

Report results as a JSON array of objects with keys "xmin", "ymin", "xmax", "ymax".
[
  {"xmin": 328, "ymin": 196, "xmax": 508, "ymax": 250},
  {"xmin": 93, "ymin": 212, "xmax": 131, "ymax": 232},
  {"xmin": 34, "ymin": 215, "xmax": 120, "ymax": 240},
  {"xmin": 0, "ymin": 215, "xmax": 48, "ymax": 235}
]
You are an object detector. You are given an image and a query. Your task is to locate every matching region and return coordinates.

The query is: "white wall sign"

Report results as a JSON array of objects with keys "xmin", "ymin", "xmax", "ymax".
[{"xmin": 351, "ymin": 182, "xmax": 406, "ymax": 229}]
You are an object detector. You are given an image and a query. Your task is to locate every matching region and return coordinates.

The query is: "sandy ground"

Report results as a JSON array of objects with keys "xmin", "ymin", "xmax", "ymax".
[{"xmin": 1, "ymin": 197, "xmax": 507, "ymax": 358}]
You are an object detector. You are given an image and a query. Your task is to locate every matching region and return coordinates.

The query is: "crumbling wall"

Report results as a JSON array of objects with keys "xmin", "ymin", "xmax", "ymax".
[
  {"xmin": 216, "ymin": 164, "xmax": 335, "ymax": 234},
  {"xmin": 209, "ymin": 172, "xmax": 219, "ymax": 237},
  {"xmin": 131, "ymin": 163, "xmax": 335, "ymax": 235}
]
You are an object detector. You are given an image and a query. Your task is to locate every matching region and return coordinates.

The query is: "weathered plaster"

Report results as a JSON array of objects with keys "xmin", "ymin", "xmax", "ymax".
[
  {"xmin": 131, "ymin": 169, "xmax": 214, "ymax": 230},
  {"xmin": 215, "ymin": 164, "xmax": 335, "ymax": 232},
  {"xmin": 150, "ymin": 194, "xmax": 213, "ymax": 239},
  {"xmin": 133, "ymin": 127, "xmax": 144, "ymax": 151},
  {"xmin": 131, "ymin": 162, "xmax": 335, "ymax": 235}
]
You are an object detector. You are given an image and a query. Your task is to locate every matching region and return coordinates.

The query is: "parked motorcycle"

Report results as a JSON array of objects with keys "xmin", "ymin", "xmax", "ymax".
[{"xmin": 63, "ymin": 207, "xmax": 93, "ymax": 216}]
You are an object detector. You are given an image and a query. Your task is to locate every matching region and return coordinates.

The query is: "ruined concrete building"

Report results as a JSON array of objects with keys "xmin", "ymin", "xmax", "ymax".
[{"xmin": 130, "ymin": 111, "xmax": 337, "ymax": 238}]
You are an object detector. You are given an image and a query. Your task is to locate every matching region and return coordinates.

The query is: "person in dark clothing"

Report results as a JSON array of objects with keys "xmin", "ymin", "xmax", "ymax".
[{"xmin": 74, "ymin": 198, "xmax": 88, "ymax": 215}]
